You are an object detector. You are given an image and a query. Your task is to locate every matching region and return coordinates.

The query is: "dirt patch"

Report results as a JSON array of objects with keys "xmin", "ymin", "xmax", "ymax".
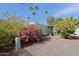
[{"xmin": 0, "ymin": 44, "xmax": 14, "ymax": 53}]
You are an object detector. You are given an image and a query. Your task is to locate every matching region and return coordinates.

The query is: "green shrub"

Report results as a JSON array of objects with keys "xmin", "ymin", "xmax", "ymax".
[
  {"xmin": 55, "ymin": 19, "xmax": 76, "ymax": 38},
  {"xmin": 19, "ymin": 24, "xmax": 44, "ymax": 43},
  {"xmin": 0, "ymin": 18, "xmax": 25, "ymax": 46}
]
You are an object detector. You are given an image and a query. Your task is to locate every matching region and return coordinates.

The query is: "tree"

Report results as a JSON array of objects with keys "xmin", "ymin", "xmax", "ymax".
[
  {"xmin": 29, "ymin": 6, "xmax": 33, "ymax": 11},
  {"xmin": 47, "ymin": 16, "xmax": 55, "ymax": 36},
  {"xmin": 28, "ymin": 6, "xmax": 39, "ymax": 23},
  {"xmin": 73, "ymin": 18, "xmax": 79, "ymax": 27},
  {"xmin": 27, "ymin": 16, "xmax": 30, "ymax": 23},
  {"xmin": 47, "ymin": 16, "xmax": 55, "ymax": 26},
  {"xmin": 56, "ymin": 17, "xmax": 63, "ymax": 22},
  {"xmin": 35, "ymin": 6, "xmax": 39, "ymax": 11},
  {"xmin": 27, "ymin": 16, "xmax": 30, "ymax": 19},
  {"xmin": 55, "ymin": 19, "xmax": 76, "ymax": 38},
  {"xmin": 32, "ymin": 11, "xmax": 36, "ymax": 16},
  {"xmin": 45, "ymin": 10, "xmax": 48, "ymax": 15},
  {"xmin": 45, "ymin": 10, "xmax": 49, "ymax": 24}
]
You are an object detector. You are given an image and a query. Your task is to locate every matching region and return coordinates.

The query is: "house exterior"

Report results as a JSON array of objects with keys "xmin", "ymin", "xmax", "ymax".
[
  {"xmin": 29, "ymin": 22, "xmax": 79, "ymax": 36},
  {"xmin": 47, "ymin": 25, "xmax": 54, "ymax": 36},
  {"xmin": 74, "ymin": 27, "xmax": 79, "ymax": 36},
  {"xmin": 28, "ymin": 22, "xmax": 49, "ymax": 35},
  {"xmin": 38, "ymin": 24, "xmax": 49, "ymax": 35}
]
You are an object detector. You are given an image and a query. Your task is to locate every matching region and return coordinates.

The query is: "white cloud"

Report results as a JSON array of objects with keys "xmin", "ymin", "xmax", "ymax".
[{"xmin": 54, "ymin": 4, "xmax": 79, "ymax": 17}]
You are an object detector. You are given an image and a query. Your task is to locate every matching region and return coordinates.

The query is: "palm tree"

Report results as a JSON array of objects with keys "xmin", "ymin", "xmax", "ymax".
[
  {"xmin": 45, "ymin": 10, "xmax": 48, "ymax": 14},
  {"xmin": 47, "ymin": 16, "xmax": 55, "ymax": 26},
  {"xmin": 27, "ymin": 16, "xmax": 30, "ymax": 23},
  {"xmin": 27, "ymin": 16, "xmax": 30, "ymax": 19},
  {"xmin": 29, "ymin": 6, "xmax": 33, "ymax": 11},
  {"xmin": 47, "ymin": 16, "xmax": 55, "ymax": 36},
  {"xmin": 35, "ymin": 6, "xmax": 39, "ymax": 11},
  {"xmin": 28, "ymin": 6, "xmax": 39, "ymax": 24},
  {"xmin": 35, "ymin": 6, "xmax": 39, "ymax": 23},
  {"xmin": 45, "ymin": 10, "xmax": 49, "ymax": 24},
  {"xmin": 32, "ymin": 11, "xmax": 36, "ymax": 16}
]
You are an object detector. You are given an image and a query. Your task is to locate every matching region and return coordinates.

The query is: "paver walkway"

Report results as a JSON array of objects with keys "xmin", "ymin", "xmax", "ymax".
[{"xmin": 22, "ymin": 36, "xmax": 79, "ymax": 56}]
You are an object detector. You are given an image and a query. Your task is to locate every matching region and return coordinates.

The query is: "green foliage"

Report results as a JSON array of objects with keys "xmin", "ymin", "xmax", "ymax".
[
  {"xmin": 55, "ymin": 19, "xmax": 76, "ymax": 38},
  {"xmin": 47, "ymin": 16, "xmax": 55, "ymax": 26},
  {"xmin": 56, "ymin": 17, "xmax": 63, "ymax": 22},
  {"xmin": 0, "ymin": 12, "xmax": 25, "ymax": 46},
  {"xmin": 0, "ymin": 20, "xmax": 15, "ymax": 46},
  {"xmin": 75, "ymin": 18, "xmax": 79, "ymax": 27}
]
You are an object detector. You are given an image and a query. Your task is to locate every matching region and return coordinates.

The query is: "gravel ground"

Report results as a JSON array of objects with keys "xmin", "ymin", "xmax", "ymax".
[
  {"xmin": 23, "ymin": 36, "xmax": 79, "ymax": 56},
  {"xmin": 1, "ymin": 36, "xmax": 79, "ymax": 56}
]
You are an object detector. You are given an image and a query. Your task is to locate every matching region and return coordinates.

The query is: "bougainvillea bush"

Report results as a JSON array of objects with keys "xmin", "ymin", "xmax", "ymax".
[{"xmin": 19, "ymin": 24, "xmax": 44, "ymax": 42}]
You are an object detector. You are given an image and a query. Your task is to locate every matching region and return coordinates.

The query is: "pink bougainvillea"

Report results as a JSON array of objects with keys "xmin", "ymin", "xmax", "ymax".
[{"xmin": 19, "ymin": 24, "xmax": 41, "ymax": 42}]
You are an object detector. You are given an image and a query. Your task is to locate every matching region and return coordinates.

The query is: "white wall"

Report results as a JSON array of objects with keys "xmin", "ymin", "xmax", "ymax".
[{"xmin": 74, "ymin": 27, "xmax": 79, "ymax": 36}]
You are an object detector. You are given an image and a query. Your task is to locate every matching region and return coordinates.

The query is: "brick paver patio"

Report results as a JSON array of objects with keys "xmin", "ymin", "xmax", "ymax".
[{"xmin": 20, "ymin": 36, "xmax": 79, "ymax": 56}]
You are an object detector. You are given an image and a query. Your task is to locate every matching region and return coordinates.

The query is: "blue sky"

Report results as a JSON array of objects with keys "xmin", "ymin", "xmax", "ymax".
[{"xmin": 0, "ymin": 3, "xmax": 79, "ymax": 25}]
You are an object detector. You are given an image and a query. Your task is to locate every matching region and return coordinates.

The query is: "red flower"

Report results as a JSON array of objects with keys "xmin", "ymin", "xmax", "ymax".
[{"xmin": 19, "ymin": 24, "xmax": 40, "ymax": 42}]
